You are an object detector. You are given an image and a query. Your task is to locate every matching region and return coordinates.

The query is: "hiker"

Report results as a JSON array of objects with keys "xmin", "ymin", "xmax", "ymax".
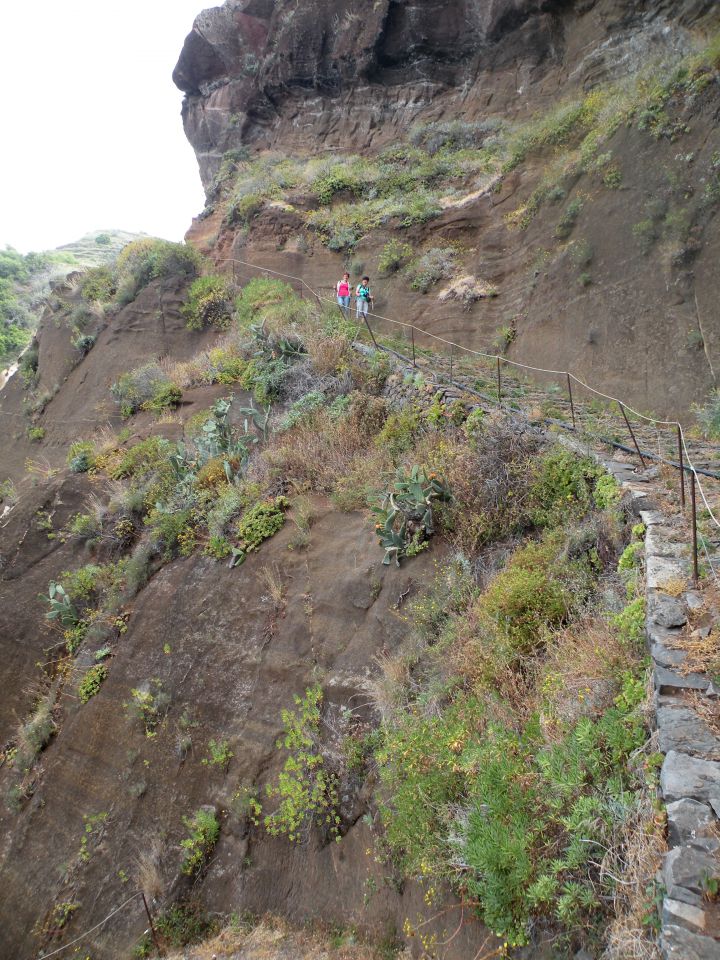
[
  {"xmin": 355, "ymin": 276, "xmax": 374, "ymax": 319},
  {"xmin": 336, "ymin": 272, "xmax": 351, "ymax": 316}
]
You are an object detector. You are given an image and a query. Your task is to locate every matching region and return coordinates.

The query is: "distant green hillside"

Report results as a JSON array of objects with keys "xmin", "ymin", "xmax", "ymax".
[{"xmin": 0, "ymin": 230, "xmax": 145, "ymax": 365}]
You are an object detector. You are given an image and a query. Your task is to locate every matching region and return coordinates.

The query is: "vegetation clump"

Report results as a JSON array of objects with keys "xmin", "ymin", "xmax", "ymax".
[
  {"xmin": 183, "ymin": 275, "xmax": 234, "ymax": 330},
  {"xmin": 373, "ymin": 466, "xmax": 451, "ymax": 565},
  {"xmin": 264, "ymin": 685, "xmax": 340, "ymax": 843},
  {"xmin": 78, "ymin": 664, "xmax": 108, "ymax": 704},
  {"xmin": 180, "ymin": 808, "xmax": 220, "ymax": 875}
]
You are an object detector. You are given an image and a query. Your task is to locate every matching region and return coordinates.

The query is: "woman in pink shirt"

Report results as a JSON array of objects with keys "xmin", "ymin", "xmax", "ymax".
[{"xmin": 336, "ymin": 272, "xmax": 351, "ymax": 316}]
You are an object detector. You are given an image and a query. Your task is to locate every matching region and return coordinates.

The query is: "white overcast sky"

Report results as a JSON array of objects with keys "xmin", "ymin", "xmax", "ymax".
[{"xmin": 0, "ymin": 1, "xmax": 209, "ymax": 253}]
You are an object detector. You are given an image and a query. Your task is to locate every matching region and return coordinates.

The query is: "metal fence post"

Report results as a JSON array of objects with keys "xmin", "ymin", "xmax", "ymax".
[
  {"xmin": 617, "ymin": 402, "xmax": 647, "ymax": 470},
  {"xmin": 496, "ymin": 357, "xmax": 501, "ymax": 404},
  {"xmin": 450, "ymin": 343, "xmax": 454, "ymax": 383},
  {"xmin": 141, "ymin": 891, "xmax": 164, "ymax": 956},
  {"xmin": 411, "ymin": 327, "xmax": 416, "ymax": 368},
  {"xmin": 691, "ymin": 471, "xmax": 699, "ymax": 585},
  {"xmin": 678, "ymin": 425, "xmax": 686, "ymax": 510},
  {"xmin": 567, "ymin": 373, "xmax": 576, "ymax": 431},
  {"xmin": 364, "ymin": 315, "xmax": 379, "ymax": 349}
]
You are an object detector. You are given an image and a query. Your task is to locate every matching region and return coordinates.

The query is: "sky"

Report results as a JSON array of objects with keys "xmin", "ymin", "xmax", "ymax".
[{"xmin": 0, "ymin": 0, "xmax": 209, "ymax": 253}]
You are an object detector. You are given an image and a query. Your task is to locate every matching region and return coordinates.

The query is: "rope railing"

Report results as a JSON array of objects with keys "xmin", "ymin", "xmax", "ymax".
[
  {"xmin": 217, "ymin": 255, "xmax": 720, "ymax": 582},
  {"xmin": 34, "ymin": 890, "xmax": 165, "ymax": 959}
]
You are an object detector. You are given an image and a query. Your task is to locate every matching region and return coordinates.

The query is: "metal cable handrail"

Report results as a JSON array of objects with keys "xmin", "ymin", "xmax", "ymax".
[{"xmin": 218, "ymin": 256, "xmax": 720, "ymax": 572}]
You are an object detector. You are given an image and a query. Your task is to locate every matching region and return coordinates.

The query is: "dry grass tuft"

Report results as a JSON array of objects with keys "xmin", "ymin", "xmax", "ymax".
[
  {"xmin": 601, "ymin": 784, "xmax": 666, "ymax": 960},
  {"xmin": 261, "ymin": 394, "xmax": 389, "ymax": 503},
  {"xmin": 672, "ymin": 630, "xmax": 720, "ymax": 676},
  {"xmin": 657, "ymin": 575, "xmax": 687, "ymax": 598},
  {"xmin": 538, "ymin": 617, "xmax": 634, "ymax": 733},
  {"xmin": 164, "ymin": 914, "xmax": 401, "ymax": 960},
  {"xmin": 367, "ymin": 652, "xmax": 412, "ymax": 722},
  {"xmin": 136, "ymin": 838, "xmax": 164, "ymax": 902},
  {"xmin": 258, "ymin": 563, "xmax": 285, "ymax": 608},
  {"xmin": 688, "ymin": 690, "xmax": 720, "ymax": 740},
  {"xmin": 306, "ymin": 334, "xmax": 351, "ymax": 376}
]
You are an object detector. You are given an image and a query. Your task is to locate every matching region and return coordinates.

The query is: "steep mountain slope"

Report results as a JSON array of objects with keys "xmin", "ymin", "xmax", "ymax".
[
  {"xmin": 174, "ymin": 0, "xmax": 720, "ymax": 418},
  {"xmin": 0, "ymin": 3, "xmax": 715, "ymax": 958},
  {"xmin": 0, "ymin": 231, "xmax": 144, "ymax": 373},
  {"xmin": 0, "ymin": 245, "xmax": 665, "ymax": 959}
]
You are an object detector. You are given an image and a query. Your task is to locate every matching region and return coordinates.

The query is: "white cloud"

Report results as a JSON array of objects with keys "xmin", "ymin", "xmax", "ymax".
[{"xmin": 0, "ymin": 0, "xmax": 209, "ymax": 252}]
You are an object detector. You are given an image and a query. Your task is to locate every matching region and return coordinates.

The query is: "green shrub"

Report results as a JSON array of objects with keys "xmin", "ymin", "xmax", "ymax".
[
  {"xmin": 375, "ymin": 407, "xmax": 422, "ymax": 459},
  {"xmin": 18, "ymin": 343, "xmax": 39, "ymax": 386},
  {"xmin": 281, "ymin": 391, "xmax": 326, "ymax": 430},
  {"xmin": 378, "ymin": 240, "xmax": 413, "ymax": 275},
  {"xmin": 142, "ymin": 383, "xmax": 182, "ymax": 414},
  {"xmin": 226, "ymin": 192, "xmax": 264, "ymax": 225},
  {"xmin": 694, "ymin": 389, "xmax": 720, "ymax": 440},
  {"xmin": 134, "ymin": 903, "xmax": 216, "ymax": 957},
  {"xmin": 613, "ymin": 596, "xmax": 646, "ymax": 649},
  {"xmin": 203, "ymin": 535, "xmax": 232, "ymax": 560},
  {"xmin": 233, "ymin": 497, "xmax": 289, "ymax": 564},
  {"xmin": 60, "ymin": 564, "xmax": 105, "ymax": 604},
  {"xmin": 618, "ymin": 540, "xmax": 644, "ymax": 571},
  {"xmin": 480, "ymin": 541, "xmax": 572, "ymax": 656},
  {"xmin": 378, "ymin": 667, "xmax": 647, "ymax": 946},
  {"xmin": 632, "ymin": 219, "xmax": 657, "ymax": 254},
  {"xmin": 235, "ymin": 277, "xmax": 309, "ymax": 329},
  {"xmin": 202, "ymin": 739, "xmax": 233, "ymax": 770},
  {"xmin": 78, "ymin": 664, "xmax": 108, "ymax": 704},
  {"xmin": 376, "ymin": 695, "xmax": 485, "ymax": 874},
  {"xmin": 264, "ymin": 686, "xmax": 340, "ymax": 842},
  {"xmin": 311, "ymin": 163, "xmax": 364, "ymax": 204},
  {"xmin": 115, "ymin": 239, "xmax": 200, "ymax": 305},
  {"xmin": 180, "ymin": 808, "xmax": 220, "ymax": 875},
  {"xmin": 240, "ymin": 355, "xmax": 290, "ymax": 404},
  {"xmin": 593, "ymin": 474, "xmax": 621, "ymax": 509},
  {"xmin": 67, "ymin": 440, "xmax": 96, "ymax": 474},
  {"xmin": 554, "ymin": 197, "xmax": 584, "ymax": 239},
  {"xmin": 146, "ymin": 507, "xmax": 195, "ymax": 559},
  {"xmin": 72, "ymin": 332, "xmax": 96, "ymax": 355},
  {"xmin": 529, "ymin": 448, "xmax": 602, "ymax": 527},
  {"xmin": 182, "ymin": 275, "xmax": 234, "ymax": 330},
  {"xmin": 80, "ymin": 265, "xmax": 116, "ymax": 303},
  {"xmin": 111, "ymin": 363, "xmax": 175, "ymax": 416},
  {"xmin": 27, "ymin": 426, "xmax": 45, "ymax": 442},
  {"xmin": 306, "ymin": 203, "xmax": 377, "ymax": 251},
  {"xmin": 406, "ymin": 247, "xmax": 457, "ymax": 293}
]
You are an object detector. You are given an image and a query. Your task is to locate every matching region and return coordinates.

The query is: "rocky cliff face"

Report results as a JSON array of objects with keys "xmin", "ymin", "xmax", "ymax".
[
  {"xmin": 173, "ymin": 0, "xmax": 720, "ymax": 420},
  {"xmin": 175, "ymin": 0, "xmax": 717, "ymax": 189}
]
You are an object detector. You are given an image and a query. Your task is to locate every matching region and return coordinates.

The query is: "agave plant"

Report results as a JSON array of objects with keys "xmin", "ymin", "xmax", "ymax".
[{"xmin": 373, "ymin": 466, "xmax": 451, "ymax": 565}]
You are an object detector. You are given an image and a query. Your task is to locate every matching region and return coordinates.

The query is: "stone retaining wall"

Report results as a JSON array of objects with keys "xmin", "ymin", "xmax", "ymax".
[
  {"xmin": 381, "ymin": 358, "xmax": 720, "ymax": 955},
  {"xmin": 603, "ymin": 462, "xmax": 720, "ymax": 959}
]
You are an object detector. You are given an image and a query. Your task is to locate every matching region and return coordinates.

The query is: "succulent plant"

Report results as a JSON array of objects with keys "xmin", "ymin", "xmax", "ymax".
[{"xmin": 373, "ymin": 466, "xmax": 451, "ymax": 565}]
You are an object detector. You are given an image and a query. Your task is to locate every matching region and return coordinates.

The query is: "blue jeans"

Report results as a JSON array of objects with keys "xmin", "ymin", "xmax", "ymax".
[{"xmin": 337, "ymin": 295, "xmax": 350, "ymax": 313}]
